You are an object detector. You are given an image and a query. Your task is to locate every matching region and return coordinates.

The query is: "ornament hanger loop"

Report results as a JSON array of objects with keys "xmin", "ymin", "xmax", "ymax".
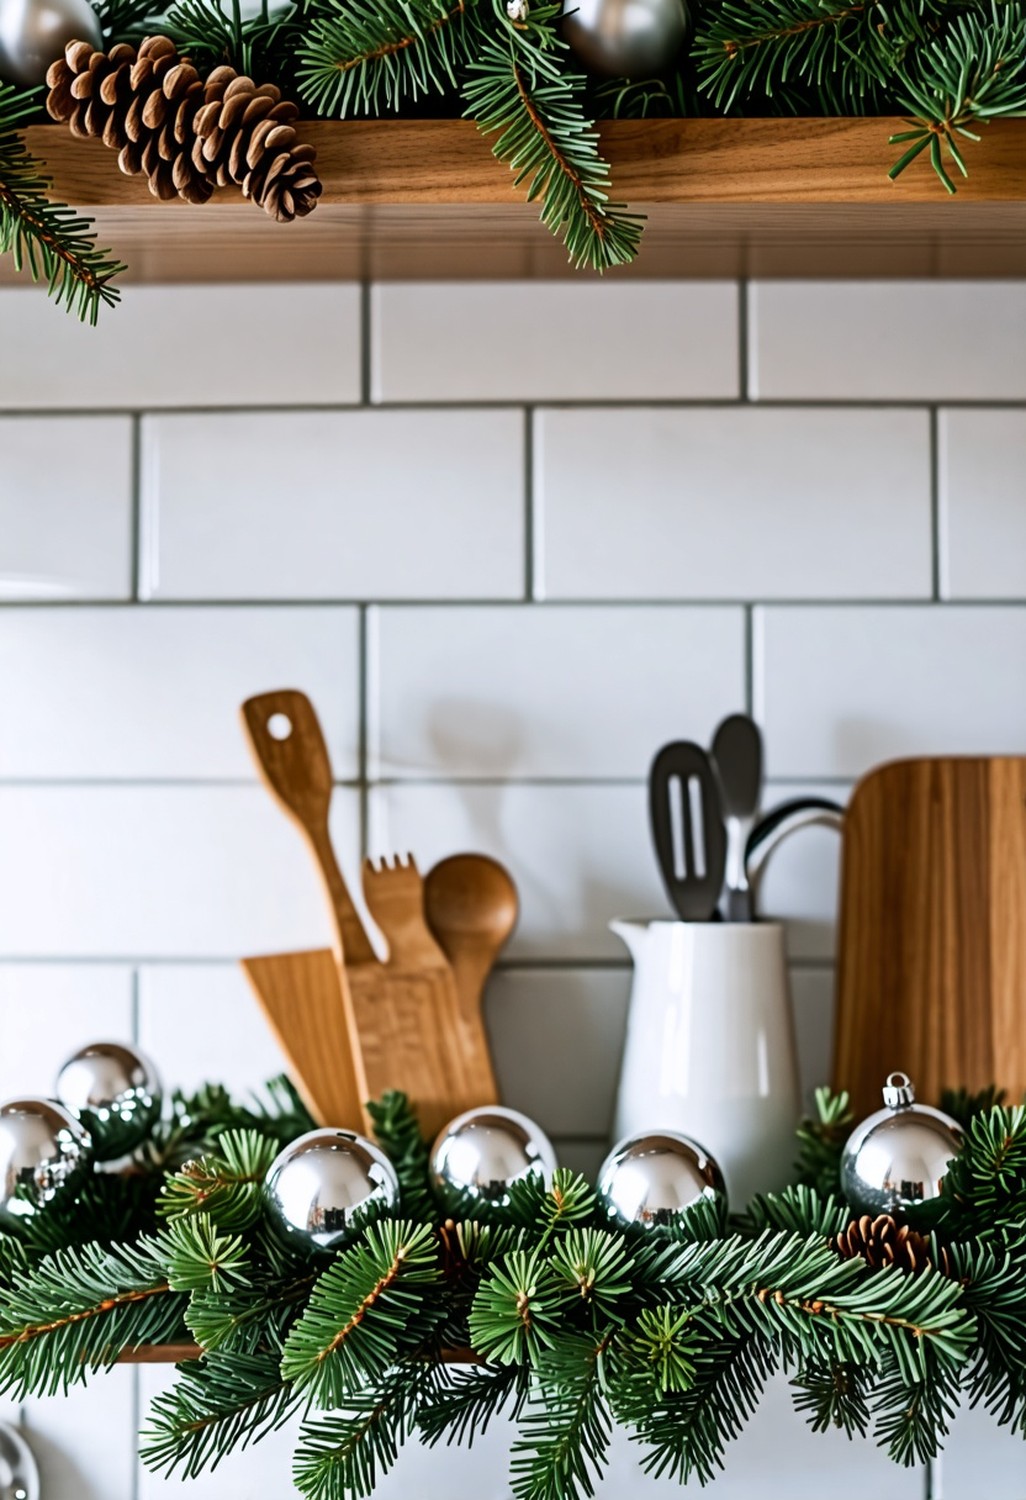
[{"xmin": 882, "ymin": 1071, "xmax": 915, "ymax": 1108}]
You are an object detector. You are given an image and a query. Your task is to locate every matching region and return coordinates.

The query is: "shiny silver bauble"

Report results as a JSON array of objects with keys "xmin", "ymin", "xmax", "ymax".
[
  {"xmin": 597, "ymin": 1128, "xmax": 725, "ymax": 1230},
  {"xmin": 430, "ymin": 1105, "xmax": 557, "ymax": 1213},
  {"xmin": 0, "ymin": 1420, "xmax": 40, "ymax": 1500},
  {"xmin": 0, "ymin": 1098, "xmax": 90, "ymax": 1231},
  {"xmin": 562, "ymin": 0, "xmax": 688, "ymax": 78},
  {"xmin": 263, "ymin": 1128, "xmax": 399, "ymax": 1255},
  {"xmin": 56, "ymin": 1041, "xmax": 162, "ymax": 1160},
  {"xmin": 0, "ymin": 0, "xmax": 101, "ymax": 87},
  {"xmin": 841, "ymin": 1072, "xmax": 963, "ymax": 1220}
]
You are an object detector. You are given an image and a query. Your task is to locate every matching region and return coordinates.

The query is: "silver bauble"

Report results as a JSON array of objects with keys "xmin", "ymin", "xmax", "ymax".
[
  {"xmin": 56, "ymin": 1041, "xmax": 162, "ymax": 1161},
  {"xmin": 597, "ymin": 1129, "xmax": 725, "ymax": 1230},
  {"xmin": 0, "ymin": 0, "xmax": 101, "ymax": 87},
  {"xmin": 430, "ymin": 1105, "xmax": 557, "ymax": 1212},
  {"xmin": 841, "ymin": 1072, "xmax": 963, "ymax": 1220},
  {"xmin": 562, "ymin": 0, "xmax": 688, "ymax": 79},
  {"xmin": 0, "ymin": 1420, "xmax": 40, "ymax": 1500},
  {"xmin": 263, "ymin": 1128, "xmax": 399, "ymax": 1255},
  {"xmin": 0, "ymin": 1098, "xmax": 90, "ymax": 1231}
]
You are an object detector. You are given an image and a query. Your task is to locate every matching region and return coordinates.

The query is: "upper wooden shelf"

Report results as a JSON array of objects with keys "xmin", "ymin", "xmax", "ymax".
[{"xmin": 12, "ymin": 116, "xmax": 1026, "ymax": 281}]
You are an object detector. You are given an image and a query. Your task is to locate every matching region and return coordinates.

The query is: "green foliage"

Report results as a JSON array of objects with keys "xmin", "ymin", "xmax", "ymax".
[
  {"xmin": 793, "ymin": 1086, "xmax": 853, "ymax": 1196},
  {"xmin": 0, "ymin": 82, "xmax": 123, "ymax": 322},
  {"xmin": 462, "ymin": 0, "xmax": 643, "ymax": 270},
  {"xmin": 6, "ymin": 1079, "xmax": 1026, "ymax": 1496}
]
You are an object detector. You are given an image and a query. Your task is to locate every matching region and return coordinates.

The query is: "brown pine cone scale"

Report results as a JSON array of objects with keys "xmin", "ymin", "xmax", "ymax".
[
  {"xmin": 832, "ymin": 1213, "xmax": 952, "ymax": 1276},
  {"xmin": 46, "ymin": 36, "xmax": 321, "ymax": 221}
]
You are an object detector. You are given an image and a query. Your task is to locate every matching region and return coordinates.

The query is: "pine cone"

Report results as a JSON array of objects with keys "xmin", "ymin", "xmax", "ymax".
[
  {"xmin": 46, "ymin": 37, "xmax": 321, "ymax": 219},
  {"xmin": 832, "ymin": 1214, "xmax": 952, "ymax": 1276}
]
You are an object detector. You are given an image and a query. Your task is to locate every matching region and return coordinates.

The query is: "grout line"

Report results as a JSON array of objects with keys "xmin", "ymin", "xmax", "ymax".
[
  {"xmin": 130, "ymin": 1364, "xmax": 141, "ymax": 1500},
  {"xmin": 524, "ymin": 407, "xmax": 535, "ymax": 601},
  {"xmin": 0, "ymin": 773, "xmax": 855, "ymax": 790},
  {"xmin": 130, "ymin": 966, "xmax": 140, "ymax": 1045},
  {"xmin": 129, "ymin": 414, "xmax": 142, "ymax": 602},
  {"xmin": 358, "ymin": 604, "xmax": 370, "ymax": 859},
  {"xmin": 929, "ymin": 406, "xmax": 941, "ymax": 602},
  {"xmin": 3, "ymin": 596, "xmax": 1024, "ymax": 610},
  {"xmin": 360, "ymin": 283, "xmax": 373, "ymax": 406},
  {"xmin": 5, "ymin": 397, "xmax": 1026, "ymax": 417},
  {"xmin": 743, "ymin": 604, "xmax": 754, "ymax": 715},
  {"xmin": 0, "ymin": 953, "xmax": 837, "ymax": 970},
  {"xmin": 738, "ymin": 279, "xmax": 750, "ymax": 401}
]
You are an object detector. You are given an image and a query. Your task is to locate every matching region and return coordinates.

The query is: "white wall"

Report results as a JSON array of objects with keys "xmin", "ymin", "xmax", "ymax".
[{"xmin": 1, "ymin": 278, "xmax": 1024, "ymax": 1498}]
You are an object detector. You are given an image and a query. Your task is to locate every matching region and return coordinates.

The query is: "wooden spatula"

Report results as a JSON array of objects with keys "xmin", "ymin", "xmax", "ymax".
[
  {"xmin": 424, "ymin": 854, "xmax": 518, "ymax": 1029},
  {"xmin": 362, "ymin": 855, "xmax": 498, "ymax": 1137},
  {"xmin": 240, "ymin": 949, "xmax": 369, "ymax": 1132},
  {"xmin": 240, "ymin": 689, "xmax": 377, "ymax": 966},
  {"xmin": 834, "ymin": 756, "xmax": 1026, "ymax": 1116}
]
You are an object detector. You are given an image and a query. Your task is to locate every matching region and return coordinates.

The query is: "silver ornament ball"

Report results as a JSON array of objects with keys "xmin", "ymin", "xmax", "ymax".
[
  {"xmin": 562, "ymin": 0, "xmax": 688, "ymax": 79},
  {"xmin": 597, "ymin": 1128, "xmax": 725, "ymax": 1230},
  {"xmin": 841, "ymin": 1072, "xmax": 963, "ymax": 1220},
  {"xmin": 56, "ymin": 1041, "xmax": 162, "ymax": 1160},
  {"xmin": 0, "ymin": 1419, "xmax": 40, "ymax": 1500},
  {"xmin": 430, "ymin": 1105, "xmax": 557, "ymax": 1212},
  {"xmin": 0, "ymin": 1097, "xmax": 90, "ymax": 1231},
  {"xmin": 264, "ymin": 1128, "xmax": 399, "ymax": 1255},
  {"xmin": 0, "ymin": 0, "xmax": 101, "ymax": 88}
]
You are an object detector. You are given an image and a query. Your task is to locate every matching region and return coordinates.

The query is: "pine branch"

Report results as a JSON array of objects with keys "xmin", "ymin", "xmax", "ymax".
[
  {"xmin": 889, "ymin": 3, "xmax": 1026, "ymax": 192},
  {"xmin": 281, "ymin": 1221, "xmax": 443, "ymax": 1406},
  {"xmin": 511, "ymin": 1332, "xmax": 613, "ymax": 1500},
  {"xmin": 297, "ymin": 0, "xmax": 477, "ymax": 116},
  {"xmin": 468, "ymin": 1248, "xmax": 572, "ymax": 1364},
  {"xmin": 368, "ymin": 1092, "xmax": 435, "ymax": 1220},
  {"xmin": 294, "ymin": 1358, "xmax": 440, "ymax": 1500},
  {"xmin": 0, "ymin": 83, "xmax": 123, "ymax": 322},
  {"xmin": 790, "ymin": 1358, "xmax": 872, "ymax": 1438},
  {"xmin": 871, "ymin": 1353, "xmax": 961, "ymax": 1465},
  {"xmin": 462, "ymin": 0, "xmax": 642, "ymax": 271},
  {"xmin": 141, "ymin": 1349, "xmax": 303, "ymax": 1479},
  {"xmin": 418, "ymin": 1361, "xmax": 528, "ymax": 1447},
  {"xmin": 793, "ymin": 1086, "xmax": 853, "ymax": 1197},
  {"xmin": 0, "ymin": 1237, "xmax": 187, "ymax": 1397},
  {"xmin": 159, "ymin": 1128, "xmax": 280, "ymax": 1231}
]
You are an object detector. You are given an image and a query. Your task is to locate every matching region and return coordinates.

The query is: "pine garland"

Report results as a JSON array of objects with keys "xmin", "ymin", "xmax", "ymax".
[
  {"xmin": 0, "ymin": 1081, "xmax": 1025, "ymax": 1496},
  {"xmin": 1, "ymin": 0, "xmax": 1023, "ymax": 305}
]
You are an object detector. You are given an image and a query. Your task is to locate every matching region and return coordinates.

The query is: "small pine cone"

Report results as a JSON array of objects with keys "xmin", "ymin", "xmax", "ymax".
[
  {"xmin": 192, "ymin": 74, "xmax": 322, "ymax": 220},
  {"xmin": 832, "ymin": 1214, "xmax": 951, "ymax": 1276}
]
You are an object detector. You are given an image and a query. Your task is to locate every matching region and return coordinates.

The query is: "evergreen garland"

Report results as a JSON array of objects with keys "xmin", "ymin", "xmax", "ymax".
[
  {"xmin": 1, "ymin": 0, "xmax": 1024, "ymax": 307},
  {"xmin": 0, "ymin": 1078, "xmax": 1024, "ymax": 1497}
]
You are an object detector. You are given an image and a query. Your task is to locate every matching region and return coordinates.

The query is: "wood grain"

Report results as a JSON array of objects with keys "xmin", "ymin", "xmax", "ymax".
[
  {"xmin": 3, "ymin": 119, "xmax": 1023, "ymax": 283},
  {"xmin": 241, "ymin": 949, "xmax": 370, "ymax": 1133},
  {"xmin": 834, "ymin": 757, "xmax": 1026, "ymax": 1117}
]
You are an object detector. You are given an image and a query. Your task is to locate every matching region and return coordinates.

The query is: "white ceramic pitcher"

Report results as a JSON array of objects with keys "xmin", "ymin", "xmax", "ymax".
[{"xmin": 611, "ymin": 920, "xmax": 800, "ymax": 1208}]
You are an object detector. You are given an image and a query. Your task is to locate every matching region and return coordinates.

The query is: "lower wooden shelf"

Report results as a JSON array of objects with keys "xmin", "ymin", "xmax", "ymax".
[{"xmin": 7, "ymin": 117, "xmax": 1026, "ymax": 282}]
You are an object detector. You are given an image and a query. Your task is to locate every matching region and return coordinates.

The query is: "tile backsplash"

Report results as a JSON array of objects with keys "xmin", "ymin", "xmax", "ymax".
[{"xmin": 1, "ymin": 277, "xmax": 1024, "ymax": 1499}]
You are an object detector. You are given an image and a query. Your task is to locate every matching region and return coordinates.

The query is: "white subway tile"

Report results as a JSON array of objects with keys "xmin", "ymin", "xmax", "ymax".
[
  {"xmin": 0, "ymin": 606, "xmax": 359, "ymax": 780},
  {"xmin": 939, "ymin": 409, "xmax": 1026, "ymax": 599},
  {"xmin": 790, "ymin": 965, "xmax": 836, "ymax": 1105},
  {"xmin": 750, "ymin": 282, "xmax": 1026, "ymax": 400},
  {"xmin": 369, "ymin": 783, "xmax": 665, "ymax": 960},
  {"xmin": 756, "ymin": 606, "xmax": 1026, "ymax": 779},
  {"xmin": 23, "ymin": 1369, "xmax": 136, "ymax": 1500},
  {"xmin": 535, "ymin": 408, "xmax": 931, "ymax": 600},
  {"xmin": 370, "ymin": 605, "xmax": 745, "ymax": 779},
  {"xmin": 138, "ymin": 964, "xmax": 290, "ymax": 1098},
  {"xmin": 0, "ymin": 285, "xmax": 360, "ymax": 409},
  {"xmin": 754, "ymin": 783, "xmax": 848, "ymax": 962},
  {"xmin": 140, "ymin": 411, "xmax": 525, "ymax": 601},
  {"xmin": 935, "ymin": 1403, "xmax": 1026, "ymax": 1495},
  {"xmin": 0, "ymin": 786, "xmax": 358, "ymax": 958},
  {"xmin": 486, "ymin": 967, "xmax": 630, "ymax": 1136},
  {"xmin": 371, "ymin": 282, "xmax": 739, "ymax": 402},
  {"xmin": 0, "ymin": 965, "xmax": 133, "ymax": 1101},
  {"xmin": 0, "ymin": 417, "xmax": 132, "ymax": 600}
]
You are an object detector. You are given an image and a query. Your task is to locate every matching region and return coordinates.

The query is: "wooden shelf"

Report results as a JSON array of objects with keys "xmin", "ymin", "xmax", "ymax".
[{"xmin": 10, "ymin": 117, "xmax": 1026, "ymax": 281}]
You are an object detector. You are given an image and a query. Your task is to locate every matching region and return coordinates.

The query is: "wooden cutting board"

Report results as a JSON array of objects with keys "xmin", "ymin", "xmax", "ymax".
[{"xmin": 834, "ymin": 756, "xmax": 1026, "ymax": 1117}]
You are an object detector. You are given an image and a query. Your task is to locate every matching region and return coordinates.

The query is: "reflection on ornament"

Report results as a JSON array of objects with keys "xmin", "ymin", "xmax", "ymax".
[
  {"xmin": 597, "ymin": 1128, "xmax": 725, "ymax": 1229},
  {"xmin": 562, "ymin": 0, "xmax": 688, "ymax": 79},
  {"xmin": 56, "ymin": 1041, "xmax": 162, "ymax": 1160},
  {"xmin": 0, "ymin": 1097, "xmax": 90, "ymax": 1230},
  {"xmin": 0, "ymin": 0, "xmax": 101, "ymax": 87},
  {"xmin": 430, "ymin": 1105, "xmax": 557, "ymax": 1212},
  {"xmin": 263, "ymin": 1128, "xmax": 399, "ymax": 1255},
  {"xmin": 840, "ymin": 1071, "xmax": 963, "ymax": 1219}
]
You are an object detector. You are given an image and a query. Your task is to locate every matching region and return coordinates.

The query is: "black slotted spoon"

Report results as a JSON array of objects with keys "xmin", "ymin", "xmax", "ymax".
[{"xmin": 648, "ymin": 740, "xmax": 727, "ymax": 922}]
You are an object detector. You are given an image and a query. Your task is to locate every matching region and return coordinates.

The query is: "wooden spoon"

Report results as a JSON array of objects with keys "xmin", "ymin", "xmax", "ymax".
[{"xmin": 423, "ymin": 854, "xmax": 518, "ymax": 1031}]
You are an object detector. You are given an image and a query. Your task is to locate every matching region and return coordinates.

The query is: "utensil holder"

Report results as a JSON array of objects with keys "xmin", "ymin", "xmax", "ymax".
[{"xmin": 611, "ymin": 920, "xmax": 801, "ymax": 1207}]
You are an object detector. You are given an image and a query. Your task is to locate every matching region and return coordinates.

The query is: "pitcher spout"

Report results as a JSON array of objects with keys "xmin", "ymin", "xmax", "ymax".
[{"xmin": 609, "ymin": 918, "xmax": 648, "ymax": 961}]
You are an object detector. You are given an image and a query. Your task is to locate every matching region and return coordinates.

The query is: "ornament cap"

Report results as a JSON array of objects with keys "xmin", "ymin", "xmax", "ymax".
[{"xmin": 881, "ymin": 1071, "xmax": 915, "ymax": 1109}]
